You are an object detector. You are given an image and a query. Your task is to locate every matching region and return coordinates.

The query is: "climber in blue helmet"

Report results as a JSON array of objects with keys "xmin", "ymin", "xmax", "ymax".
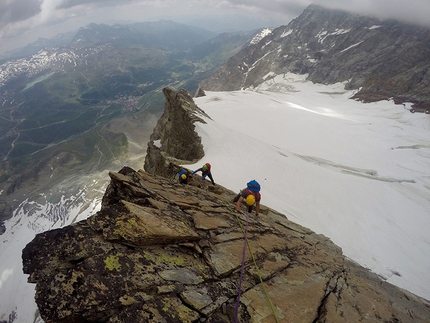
[{"xmin": 233, "ymin": 180, "xmax": 261, "ymax": 215}]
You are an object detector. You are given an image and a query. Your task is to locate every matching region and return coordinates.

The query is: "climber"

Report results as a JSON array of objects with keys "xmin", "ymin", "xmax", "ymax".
[
  {"xmin": 191, "ymin": 163, "xmax": 215, "ymax": 185},
  {"xmin": 233, "ymin": 180, "xmax": 261, "ymax": 215},
  {"xmin": 178, "ymin": 169, "xmax": 189, "ymax": 184}
]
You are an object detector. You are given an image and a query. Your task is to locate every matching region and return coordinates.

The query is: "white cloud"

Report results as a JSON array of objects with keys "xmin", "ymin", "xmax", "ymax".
[{"xmin": 40, "ymin": 0, "xmax": 60, "ymax": 23}]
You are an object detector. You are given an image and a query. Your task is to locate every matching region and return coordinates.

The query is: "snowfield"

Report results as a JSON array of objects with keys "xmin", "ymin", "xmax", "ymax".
[{"xmin": 188, "ymin": 73, "xmax": 430, "ymax": 301}]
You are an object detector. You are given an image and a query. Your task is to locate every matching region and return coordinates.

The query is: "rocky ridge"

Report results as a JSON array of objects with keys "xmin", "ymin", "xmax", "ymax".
[
  {"xmin": 198, "ymin": 4, "xmax": 430, "ymax": 111},
  {"xmin": 22, "ymin": 88, "xmax": 430, "ymax": 322},
  {"xmin": 144, "ymin": 87, "xmax": 208, "ymax": 179}
]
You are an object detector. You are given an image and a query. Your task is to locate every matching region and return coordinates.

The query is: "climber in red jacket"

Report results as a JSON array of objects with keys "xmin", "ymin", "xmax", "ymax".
[{"xmin": 192, "ymin": 163, "xmax": 215, "ymax": 185}]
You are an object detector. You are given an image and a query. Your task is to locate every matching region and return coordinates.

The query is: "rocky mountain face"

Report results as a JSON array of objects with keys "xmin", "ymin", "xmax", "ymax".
[
  {"xmin": 0, "ymin": 21, "xmax": 216, "ymax": 90},
  {"xmin": 189, "ymin": 29, "xmax": 274, "ymax": 69},
  {"xmin": 198, "ymin": 4, "xmax": 430, "ymax": 111},
  {"xmin": 0, "ymin": 31, "xmax": 76, "ymax": 60},
  {"xmin": 144, "ymin": 88, "xmax": 207, "ymax": 178},
  {"xmin": 0, "ymin": 20, "xmax": 216, "ymax": 61},
  {"xmin": 22, "ymin": 88, "xmax": 430, "ymax": 322}
]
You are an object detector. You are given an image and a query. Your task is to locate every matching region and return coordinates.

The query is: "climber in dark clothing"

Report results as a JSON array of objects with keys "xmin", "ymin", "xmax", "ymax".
[
  {"xmin": 233, "ymin": 180, "xmax": 261, "ymax": 215},
  {"xmin": 178, "ymin": 169, "xmax": 189, "ymax": 184},
  {"xmin": 192, "ymin": 163, "xmax": 215, "ymax": 185}
]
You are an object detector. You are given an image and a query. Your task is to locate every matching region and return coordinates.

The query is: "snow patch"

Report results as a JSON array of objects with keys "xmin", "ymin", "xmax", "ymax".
[
  {"xmin": 153, "ymin": 140, "xmax": 161, "ymax": 148},
  {"xmin": 281, "ymin": 29, "xmax": 293, "ymax": 38},
  {"xmin": 263, "ymin": 72, "xmax": 276, "ymax": 80},
  {"xmin": 340, "ymin": 41, "xmax": 364, "ymax": 52},
  {"xmin": 250, "ymin": 28, "xmax": 272, "ymax": 44},
  {"xmin": 316, "ymin": 28, "xmax": 351, "ymax": 43}
]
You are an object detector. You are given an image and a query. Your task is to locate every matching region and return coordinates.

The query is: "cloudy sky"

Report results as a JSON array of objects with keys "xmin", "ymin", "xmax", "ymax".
[{"xmin": 0, "ymin": 0, "xmax": 429, "ymax": 55}]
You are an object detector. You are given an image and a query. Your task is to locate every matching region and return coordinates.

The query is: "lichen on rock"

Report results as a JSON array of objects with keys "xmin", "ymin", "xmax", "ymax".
[{"xmin": 22, "ymin": 167, "xmax": 430, "ymax": 323}]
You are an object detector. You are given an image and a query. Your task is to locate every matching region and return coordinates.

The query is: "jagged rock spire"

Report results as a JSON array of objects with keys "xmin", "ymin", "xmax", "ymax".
[{"xmin": 144, "ymin": 88, "xmax": 208, "ymax": 178}]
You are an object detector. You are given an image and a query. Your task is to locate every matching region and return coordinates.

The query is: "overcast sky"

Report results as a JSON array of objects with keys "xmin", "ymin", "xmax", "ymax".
[{"xmin": 1, "ymin": 0, "xmax": 429, "ymax": 55}]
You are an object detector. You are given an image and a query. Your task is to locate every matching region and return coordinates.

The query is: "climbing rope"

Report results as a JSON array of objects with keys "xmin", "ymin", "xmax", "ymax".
[
  {"xmin": 234, "ymin": 210, "xmax": 249, "ymax": 323},
  {"xmin": 226, "ymin": 201, "xmax": 281, "ymax": 323}
]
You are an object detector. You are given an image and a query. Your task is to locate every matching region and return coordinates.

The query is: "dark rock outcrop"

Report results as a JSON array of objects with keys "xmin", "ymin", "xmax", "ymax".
[
  {"xmin": 198, "ymin": 4, "xmax": 430, "ymax": 111},
  {"xmin": 144, "ymin": 88, "xmax": 208, "ymax": 178},
  {"xmin": 22, "ymin": 167, "xmax": 430, "ymax": 322}
]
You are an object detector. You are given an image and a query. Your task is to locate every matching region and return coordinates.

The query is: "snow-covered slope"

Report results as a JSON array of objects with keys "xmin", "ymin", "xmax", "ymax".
[
  {"xmin": 0, "ymin": 46, "xmax": 107, "ymax": 87},
  {"xmin": 0, "ymin": 175, "xmax": 107, "ymax": 322},
  {"xmin": 188, "ymin": 73, "xmax": 430, "ymax": 300}
]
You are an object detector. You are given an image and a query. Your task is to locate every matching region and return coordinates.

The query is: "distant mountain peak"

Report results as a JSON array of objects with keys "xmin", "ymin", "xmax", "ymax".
[{"xmin": 198, "ymin": 5, "xmax": 430, "ymax": 111}]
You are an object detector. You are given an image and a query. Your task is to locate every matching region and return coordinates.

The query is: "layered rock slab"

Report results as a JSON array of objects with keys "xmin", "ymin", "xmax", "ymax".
[{"xmin": 23, "ymin": 167, "xmax": 430, "ymax": 322}]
